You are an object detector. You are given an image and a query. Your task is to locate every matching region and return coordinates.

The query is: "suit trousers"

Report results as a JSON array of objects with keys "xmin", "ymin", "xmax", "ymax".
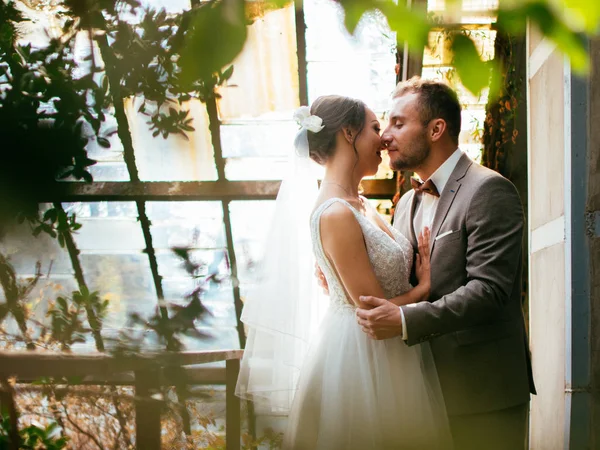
[{"xmin": 448, "ymin": 403, "xmax": 529, "ymax": 450}]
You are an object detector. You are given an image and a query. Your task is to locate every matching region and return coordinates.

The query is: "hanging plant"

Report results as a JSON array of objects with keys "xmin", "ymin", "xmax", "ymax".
[{"xmin": 481, "ymin": 29, "xmax": 523, "ymax": 178}]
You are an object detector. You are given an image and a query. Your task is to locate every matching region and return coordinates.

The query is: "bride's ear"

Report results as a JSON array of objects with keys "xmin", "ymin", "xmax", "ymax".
[{"xmin": 342, "ymin": 127, "xmax": 354, "ymax": 145}]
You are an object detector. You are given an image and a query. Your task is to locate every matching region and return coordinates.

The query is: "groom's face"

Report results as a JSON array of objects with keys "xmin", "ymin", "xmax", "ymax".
[{"xmin": 381, "ymin": 93, "xmax": 431, "ymax": 172}]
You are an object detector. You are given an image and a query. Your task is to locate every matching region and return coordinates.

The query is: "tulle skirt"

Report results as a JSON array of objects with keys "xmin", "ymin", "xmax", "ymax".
[{"xmin": 282, "ymin": 305, "xmax": 453, "ymax": 450}]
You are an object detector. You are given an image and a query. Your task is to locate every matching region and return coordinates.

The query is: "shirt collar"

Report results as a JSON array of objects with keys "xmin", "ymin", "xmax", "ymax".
[{"xmin": 425, "ymin": 148, "xmax": 464, "ymax": 195}]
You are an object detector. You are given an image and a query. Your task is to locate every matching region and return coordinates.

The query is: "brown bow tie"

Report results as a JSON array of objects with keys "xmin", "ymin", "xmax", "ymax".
[{"xmin": 410, "ymin": 177, "xmax": 440, "ymax": 197}]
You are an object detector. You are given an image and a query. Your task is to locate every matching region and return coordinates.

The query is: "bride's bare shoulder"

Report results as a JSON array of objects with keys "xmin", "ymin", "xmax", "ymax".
[
  {"xmin": 320, "ymin": 201, "xmax": 354, "ymax": 220},
  {"xmin": 317, "ymin": 202, "xmax": 362, "ymax": 242},
  {"xmin": 313, "ymin": 198, "xmax": 355, "ymax": 220}
]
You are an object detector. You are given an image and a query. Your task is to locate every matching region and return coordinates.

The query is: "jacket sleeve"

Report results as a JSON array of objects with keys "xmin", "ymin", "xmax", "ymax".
[{"xmin": 401, "ymin": 175, "xmax": 524, "ymax": 346}]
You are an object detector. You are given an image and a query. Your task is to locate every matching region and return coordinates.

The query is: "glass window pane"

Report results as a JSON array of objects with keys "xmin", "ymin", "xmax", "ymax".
[
  {"xmin": 215, "ymin": 4, "xmax": 300, "ymax": 180},
  {"xmin": 141, "ymin": 0, "xmax": 191, "ymax": 13},
  {"xmin": 1, "ymin": 206, "xmax": 73, "ymax": 277},
  {"xmin": 216, "ymin": 5, "xmax": 299, "ymax": 120},
  {"xmin": 221, "ymin": 121, "xmax": 298, "ymax": 158},
  {"xmin": 427, "ymin": 0, "xmax": 498, "ymax": 23},
  {"xmin": 180, "ymin": 327, "xmax": 240, "ymax": 351},
  {"xmin": 59, "ymin": 202, "xmax": 157, "ymax": 327},
  {"xmin": 221, "ymin": 120, "xmax": 298, "ymax": 180},
  {"xmin": 0, "ymin": 205, "xmax": 80, "ymax": 331},
  {"xmin": 229, "ymin": 200, "xmax": 277, "ymax": 340},
  {"xmin": 85, "ymin": 114, "xmax": 130, "ymax": 182},
  {"xmin": 127, "ymin": 98, "xmax": 218, "ymax": 181},
  {"xmin": 64, "ymin": 202, "xmax": 146, "ymax": 252},
  {"xmin": 146, "ymin": 202, "xmax": 236, "ymax": 341},
  {"xmin": 229, "ymin": 200, "xmax": 276, "ymax": 286},
  {"xmin": 304, "ymin": 0, "xmax": 396, "ymax": 112},
  {"xmin": 146, "ymin": 201, "xmax": 226, "ymax": 250},
  {"xmin": 79, "ymin": 253, "xmax": 156, "ymax": 328},
  {"xmin": 13, "ymin": 2, "xmax": 62, "ymax": 48},
  {"xmin": 157, "ymin": 249, "xmax": 230, "ymax": 301},
  {"xmin": 461, "ymin": 0, "xmax": 499, "ymax": 12}
]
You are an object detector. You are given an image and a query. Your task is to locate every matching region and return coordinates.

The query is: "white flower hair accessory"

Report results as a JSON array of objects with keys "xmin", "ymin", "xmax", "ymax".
[
  {"xmin": 293, "ymin": 106, "xmax": 323, "ymax": 158},
  {"xmin": 293, "ymin": 106, "xmax": 324, "ymax": 133}
]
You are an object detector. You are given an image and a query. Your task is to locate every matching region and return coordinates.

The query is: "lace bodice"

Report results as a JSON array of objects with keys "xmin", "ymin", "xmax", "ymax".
[{"xmin": 310, "ymin": 198, "xmax": 414, "ymax": 312}]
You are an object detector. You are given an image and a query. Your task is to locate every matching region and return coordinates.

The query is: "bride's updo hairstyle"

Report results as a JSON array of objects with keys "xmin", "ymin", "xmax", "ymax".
[{"xmin": 307, "ymin": 95, "xmax": 367, "ymax": 165}]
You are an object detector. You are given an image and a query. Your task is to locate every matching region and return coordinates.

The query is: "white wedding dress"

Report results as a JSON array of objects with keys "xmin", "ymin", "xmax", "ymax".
[{"xmin": 282, "ymin": 198, "xmax": 453, "ymax": 450}]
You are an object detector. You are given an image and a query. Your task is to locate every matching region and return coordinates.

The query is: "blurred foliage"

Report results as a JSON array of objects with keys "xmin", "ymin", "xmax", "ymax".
[
  {"xmin": 0, "ymin": 0, "xmax": 597, "ymax": 228},
  {"xmin": 0, "ymin": 242, "xmax": 229, "ymax": 448},
  {"xmin": 109, "ymin": 245, "xmax": 217, "ymax": 355},
  {"xmin": 482, "ymin": 30, "xmax": 523, "ymax": 177},
  {"xmin": 44, "ymin": 287, "xmax": 109, "ymax": 351},
  {"xmin": 0, "ymin": 1, "xmax": 98, "ymax": 227},
  {"xmin": 338, "ymin": 0, "xmax": 597, "ymax": 95},
  {"xmin": 0, "ymin": 0, "xmax": 236, "ymax": 230},
  {"xmin": 0, "ymin": 415, "xmax": 68, "ymax": 450},
  {"xmin": 0, "ymin": 244, "xmax": 214, "ymax": 355}
]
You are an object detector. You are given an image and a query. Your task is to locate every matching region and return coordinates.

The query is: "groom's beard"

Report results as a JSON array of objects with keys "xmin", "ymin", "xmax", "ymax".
[{"xmin": 389, "ymin": 131, "xmax": 431, "ymax": 172}]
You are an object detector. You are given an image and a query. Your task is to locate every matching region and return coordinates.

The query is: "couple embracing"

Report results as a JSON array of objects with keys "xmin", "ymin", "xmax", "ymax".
[{"xmin": 236, "ymin": 77, "xmax": 536, "ymax": 450}]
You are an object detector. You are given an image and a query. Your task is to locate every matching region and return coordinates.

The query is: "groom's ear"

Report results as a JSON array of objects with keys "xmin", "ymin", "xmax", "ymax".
[{"xmin": 429, "ymin": 118, "xmax": 447, "ymax": 142}]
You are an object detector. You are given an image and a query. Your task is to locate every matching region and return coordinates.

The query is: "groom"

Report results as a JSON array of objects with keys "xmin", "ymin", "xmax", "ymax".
[{"xmin": 356, "ymin": 77, "xmax": 536, "ymax": 449}]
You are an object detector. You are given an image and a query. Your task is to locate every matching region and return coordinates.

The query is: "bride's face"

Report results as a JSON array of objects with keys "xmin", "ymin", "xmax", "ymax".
[{"xmin": 354, "ymin": 108, "xmax": 383, "ymax": 176}]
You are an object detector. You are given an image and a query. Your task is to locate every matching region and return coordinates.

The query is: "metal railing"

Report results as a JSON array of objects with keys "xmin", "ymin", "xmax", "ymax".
[{"xmin": 0, "ymin": 349, "xmax": 244, "ymax": 450}]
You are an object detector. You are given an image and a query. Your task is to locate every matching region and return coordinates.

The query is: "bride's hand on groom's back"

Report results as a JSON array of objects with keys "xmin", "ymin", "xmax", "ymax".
[{"xmin": 315, "ymin": 263, "xmax": 329, "ymax": 295}]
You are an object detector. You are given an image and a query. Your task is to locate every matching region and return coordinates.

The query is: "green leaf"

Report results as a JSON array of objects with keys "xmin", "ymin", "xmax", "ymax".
[
  {"xmin": 340, "ymin": 0, "xmax": 378, "ymax": 34},
  {"xmin": 43, "ymin": 208, "xmax": 58, "ymax": 223},
  {"xmin": 222, "ymin": 65, "xmax": 234, "ymax": 81},
  {"xmin": 97, "ymin": 137, "xmax": 111, "ymax": 148},
  {"xmin": 563, "ymin": 0, "xmax": 600, "ymax": 34},
  {"xmin": 263, "ymin": 0, "xmax": 291, "ymax": 8},
  {"xmin": 450, "ymin": 33, "xmax": 490, "ymax": 95},
  {"xmin": 498, "ymin": 2, "xmax": 589, "ymax": 73},
  {"xmin": 58, "ymin": 170, "xmax": 73, "ymax": 180},
  {"xmin": 378, "ymin": 1, "xmax": 430, "ymax": 50},
  {"xmin": 178, "ymin": 0, "xmax": 247, "ymax": 87},
  {"xmin": 81, "ymin": 171, "xmax": 93, "ymax": 183},
  {"xmin": 57, "ymin": 297, "xmax": 67, "ymax": 311}
]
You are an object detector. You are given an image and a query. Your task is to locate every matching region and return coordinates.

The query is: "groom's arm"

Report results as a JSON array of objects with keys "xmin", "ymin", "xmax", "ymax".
[{"xmin": 400, "ymin": 175, "xmax": 524, "ymax": 346}]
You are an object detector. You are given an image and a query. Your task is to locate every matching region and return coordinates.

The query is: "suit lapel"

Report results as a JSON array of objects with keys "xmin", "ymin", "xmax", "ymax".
[{"xmin": 430, "ymin": 153, "xmax": 473, "ymax": 255}]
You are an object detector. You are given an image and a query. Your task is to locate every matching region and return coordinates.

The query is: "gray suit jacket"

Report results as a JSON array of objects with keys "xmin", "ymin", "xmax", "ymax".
[{"xmin": 395, "ymin": 153, "xmax": 535, "ymax": 416}]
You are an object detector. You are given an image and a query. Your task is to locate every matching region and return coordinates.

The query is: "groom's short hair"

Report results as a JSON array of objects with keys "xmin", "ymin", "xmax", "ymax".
[{"xmin": 392, "ymin": 77, "xmax": 461, "ymax": 145}]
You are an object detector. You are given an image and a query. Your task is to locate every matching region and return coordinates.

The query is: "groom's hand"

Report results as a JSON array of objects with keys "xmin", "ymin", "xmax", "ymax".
[{"xmin": 356, "ymin": 296, "xmax": 403, "ymax": 340}]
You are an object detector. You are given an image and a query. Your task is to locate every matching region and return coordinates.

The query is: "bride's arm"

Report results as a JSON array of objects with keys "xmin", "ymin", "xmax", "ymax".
[
  {"xmin": 320, "ymin": 204, "xmax": 386, "ymax": 309},
  {"xmin": 388, "ymin": 284, "xmax": 429, "ymax": 306},
  {"xmin": 319, "ymin": 204, "xmax": 429, "ymax": 309}
]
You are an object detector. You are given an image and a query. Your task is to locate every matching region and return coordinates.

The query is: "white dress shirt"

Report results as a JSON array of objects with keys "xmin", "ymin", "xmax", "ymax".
[{"xmin": 400, "ymin": 148, "xmax": 464, "ymax": 340}]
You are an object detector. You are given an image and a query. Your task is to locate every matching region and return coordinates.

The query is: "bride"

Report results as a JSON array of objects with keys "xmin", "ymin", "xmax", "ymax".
[{"xmin": 236, "ymin": 95, "xmax": 453, "ymax": 449}]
